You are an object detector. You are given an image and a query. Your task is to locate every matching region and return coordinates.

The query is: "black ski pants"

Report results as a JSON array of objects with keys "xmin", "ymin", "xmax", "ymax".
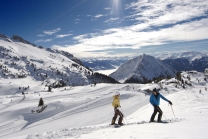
[{"xmin": 150, "ymin": 106, "xmax": 163, "ymax": 122}]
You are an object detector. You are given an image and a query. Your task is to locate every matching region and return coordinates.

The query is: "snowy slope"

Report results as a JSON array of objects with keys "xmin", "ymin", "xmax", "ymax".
[
  {"xmin": 0, "ymin": 36, "xmax": 92, "ymax": 86},
  {"xmin": 109, "ymin": 54, "xmax": 176, "ymax": 83},
  {"xmin": 0, "ymin": 34, "xmax": 118, "ymax": 88},
  {"xmin": 78, "ymin": 88, "xmax": 208, "ymax": 139},
  {"xmin": 0, "ymin": 82, "xmax": 150, "ymax": 138},
  {"xmin": 0, "ymin": 71, "xmax": 206, "ymax": 139}
]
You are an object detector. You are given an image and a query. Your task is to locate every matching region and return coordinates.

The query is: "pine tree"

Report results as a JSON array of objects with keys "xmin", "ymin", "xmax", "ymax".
[
  {"xmin": 176, "ymin": 72, "xmax": 182, "ymax": 81},
  {"xmin": 48, "ymin": 86, "xmax": 51, "ymax": 92},
  {"xmin": 187, "ymin": 75, "xmax": 191, "ymax": 81},
  {"xmin": 181, "ymin": 79, "xmax": 184, "ymax": 84}
]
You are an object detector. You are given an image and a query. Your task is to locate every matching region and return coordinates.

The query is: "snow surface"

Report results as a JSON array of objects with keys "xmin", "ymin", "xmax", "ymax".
[
  {"xmin": 0, "ymin": 71, "xmax": 207, "ymax": 139},
  {"xmin": 96, "ymin": 68, "xmax": 118, "ymax": 76}
]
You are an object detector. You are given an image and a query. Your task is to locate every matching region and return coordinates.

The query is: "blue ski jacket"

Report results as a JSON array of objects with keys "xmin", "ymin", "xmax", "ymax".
[{"xmin": 150, "ymin": 93, "xmax": 169, "ymax": 106}]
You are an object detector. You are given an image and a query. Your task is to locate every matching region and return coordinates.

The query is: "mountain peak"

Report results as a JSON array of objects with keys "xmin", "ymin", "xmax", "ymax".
[
  {"xmin": 110, "ymin": 54, "xmax": 175, "ymax": 83},
  {"xmin": 0, "ymin": 33, "xmax": 12, "ymax": 42},
  {"xmin": 11, "ymin": 35, "xmax": 36, "ymax": 46}
]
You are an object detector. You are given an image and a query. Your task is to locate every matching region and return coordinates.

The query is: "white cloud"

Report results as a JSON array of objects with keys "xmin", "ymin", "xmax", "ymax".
[
  {"xmin": 94, "ymin": 14, "xmax": 106, "ymax": 18},
  {"xmin": 37, "ymin": 34, "xmax": 46, "ymax": 37},
  {"xmin": 74, "ymin": 19, "xmax": 81, "ymax": 24},
  {"xmin": 35, "ymin": 39, "xmax": 52, "ymax": 43},
  {"xmin": 73, "ymin": 34, "xmax": 89, "ymax": 40},
  {"xmin": 53, "ymin": 0, "xmax": 208, "ymax": 58},
  {"xmin": 56, "ymin": 34, "xmax": 72, "ymax": 38},
  {"xmin": 104, "ymin": 18, "xmax": 119, "ymax": 23},
  {"xmin": 125, "ymin": 0, "xmax": 208, "ymax": 27},
  {"xmin": 104, "ymin": 7, "xmax": 111, "ymax": 10},
  {"xmin": 43, "ymin": 28, "xmax": 61, "ymax": 35},
  {"xmin": 54, "ymin": 18, "xmax": 208, "ymax": 58}
]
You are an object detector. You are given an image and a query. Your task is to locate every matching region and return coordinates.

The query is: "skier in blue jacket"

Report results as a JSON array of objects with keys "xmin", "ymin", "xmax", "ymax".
[{"xmin": 149, "ymin": 88, "xmax": 172, "ymax": 123}]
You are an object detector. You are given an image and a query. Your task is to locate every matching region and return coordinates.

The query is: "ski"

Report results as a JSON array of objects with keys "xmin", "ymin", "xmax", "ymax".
[{"xmin": 109, "ymin": 118, "xmax": 185, "ymax": 127}]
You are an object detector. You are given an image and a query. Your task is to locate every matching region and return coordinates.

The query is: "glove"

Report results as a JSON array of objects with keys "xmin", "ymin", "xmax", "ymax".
[{"xmin": 169, "ymin": 101, "xmax": 172, "ymax": 105}]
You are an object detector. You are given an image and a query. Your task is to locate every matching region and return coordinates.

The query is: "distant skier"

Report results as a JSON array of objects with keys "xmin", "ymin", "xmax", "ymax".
[
  {"xmin": 110, "ymin": 92, "xmax": 123, "ymax": 125},
  {"xmin": 38, "ymin": 97, "xmax": 44, "ymax": 107},
  {"xmin": 149, "ymin": 88, "xmax": 172, "ymax": 123}
]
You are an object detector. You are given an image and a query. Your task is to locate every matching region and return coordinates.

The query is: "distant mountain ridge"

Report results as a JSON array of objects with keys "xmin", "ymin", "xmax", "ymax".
[
  {"xmin": 162, "ymin": 57, "xmax": 208, "ymax": 72},
  {"xmin": 156, "ymin": 51, "xmax": 208, "ymax": 72},
  {"xmin": 81, "ymin": 57, "xmax": 133, "ymax": 71},
  {"xmin": 109, "ymin": 54, "xmax": 176, "ymax": 83},
  {"xmin": 156, "ymin": 51, "xmax": 208, "ymax": 61},
  {"xmin": 83, "ymin": 51, "xmax": 208, "ymax": 73}
]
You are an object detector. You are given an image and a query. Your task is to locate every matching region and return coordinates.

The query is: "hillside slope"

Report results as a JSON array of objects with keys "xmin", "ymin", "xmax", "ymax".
[{"xmin": 0, "ymin": 34, "xmax": 118, "ymax": 89}]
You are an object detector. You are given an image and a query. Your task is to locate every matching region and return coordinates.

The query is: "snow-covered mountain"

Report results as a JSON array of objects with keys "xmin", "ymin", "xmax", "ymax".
[
  {"xmin": 109, "ymin": 54, "xmax": 176, "ymax": 83},
  {"xmin": 82, "ymin": 51, "xmax": 208, "ymax": 74},
  {"xmin": 156, "ymin": 51, "xmax": 208, "ymax": 61},
  {"xmin": 162, "ymin": 57, "xmax": 208, "ymax": 72},
  {"xmin": 81, "ymin": 56, "xmax": 133, "ymax": 71},
  {"xmin": 0, "ymin": 33, "xmax": 118, "ymax": 87},
  {"xmin": 156, "ymin": 51, "xmax": 208, "ymax": 72}
]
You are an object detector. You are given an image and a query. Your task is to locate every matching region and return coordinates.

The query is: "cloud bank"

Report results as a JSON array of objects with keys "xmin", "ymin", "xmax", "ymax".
[{"xmin": 53, "ymin": 0, "xmax": 208, "ymax": 58}]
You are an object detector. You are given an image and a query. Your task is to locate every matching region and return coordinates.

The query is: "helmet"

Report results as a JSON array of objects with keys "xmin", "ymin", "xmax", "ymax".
[{"xmin": 115, "ymin": 91, "xmax": 120, "ymax": 96}]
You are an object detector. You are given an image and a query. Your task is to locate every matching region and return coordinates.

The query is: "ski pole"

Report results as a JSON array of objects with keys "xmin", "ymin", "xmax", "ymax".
[
  {"xmin": 156, "ymin": 106, "xmax": 167, "ymax": 120},
  {"xmin": 170, "ymin": 105, "xmax": 176, "ymax": 120},
  {"xmin": 120, "ymin": 107, "xmax": 128, "ymax": 124},
  {"xmin": 162, "ymin": 113, "xmax": 167, "ymax": 120},
  {"xmin": 118, "ymin": 110, "xmax": 126, "ymax": 124}
]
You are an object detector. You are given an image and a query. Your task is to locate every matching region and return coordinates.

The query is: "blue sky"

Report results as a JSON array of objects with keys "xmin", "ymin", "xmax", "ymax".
[{"xmin": 0, "ymin": 0, "xmax": 208, "ymax": 58}]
